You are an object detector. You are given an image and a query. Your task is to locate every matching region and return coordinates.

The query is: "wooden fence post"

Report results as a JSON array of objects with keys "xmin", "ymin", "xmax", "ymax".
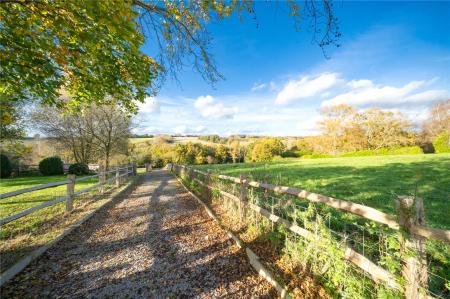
[
  {"xmin": 66, "ymin": 174, "xmax": 75, "ymax": 212},
  {"xmin": 115, "ymin": 167, "xmax": 120, "ymax": 187},
  {"xmin": 397, "ymin": 196, "xmax": 428, "ymax": 299},
  {"xmin": 145, "ymin": 163, "xmax": 149, "ymax": 172},
  {"xmin": 206, "ymin": 169, "xmax": 212, "ymax": 202},
  {"xmin": 133, "ymin": 163, "xmax": 137, "ymax": 176},
  {"xmin": 99, "ymin": 166, "xmax": 105, "ymax": 194},
  {"xmin": 239, "ymin": 173, "xmax": 247, "ymax": 222}
]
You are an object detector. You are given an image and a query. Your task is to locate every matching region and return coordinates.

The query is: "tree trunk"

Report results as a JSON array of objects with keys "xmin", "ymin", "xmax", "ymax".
[{"xmin": 105, "ymin": 152, "xmax": 110, "ymax": 170}]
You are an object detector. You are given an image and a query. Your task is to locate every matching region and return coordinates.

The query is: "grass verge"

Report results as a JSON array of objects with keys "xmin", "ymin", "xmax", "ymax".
[
  {"xmin": 197, "ymin": 154, "xmax": 450, "ymax": 229},
  {"xmin": 0, "ymin": 174, "xmax": 141, "ymax": 272}
]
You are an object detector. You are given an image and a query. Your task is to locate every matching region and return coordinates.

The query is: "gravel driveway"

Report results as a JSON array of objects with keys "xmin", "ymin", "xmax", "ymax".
[{"xmin": 1, "ymin": 170, "xmax": 276, "ymax": 298}]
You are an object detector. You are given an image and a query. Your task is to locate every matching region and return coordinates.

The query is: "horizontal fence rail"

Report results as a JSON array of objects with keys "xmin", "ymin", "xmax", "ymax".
[
  {"xmin": 194, "ymin": 176, "xmax": 401, "ymax": 289},
  {"xmin": 0, "ymin": 165, "xmax": 136, "ymax": 226},
  {"xmin": 0, "ymin": 180, "xmax": 70, "ymax": 200},
  {"xmin": 192, "ymin": 167, "xmax": 449, "ymax": 243},
  {"xmin": 75, "ymin": 174, "xmax": 100, "ymax": 182},
  {"xmin": 170, "ymin": 163, "xmax": 450, "ymax": 299},
  {"xmin": 0, "ymin": 164, "xmax": 142, "ymax": 287},
  {"xmin": 0, "ymin": 196, "xmax": 68, "ymax": 226}
]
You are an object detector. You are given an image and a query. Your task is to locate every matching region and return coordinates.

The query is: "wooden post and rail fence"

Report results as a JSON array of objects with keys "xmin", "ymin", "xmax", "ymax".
[
  {"xmin": 169, "ymin": 163, "xmax": 450, "ymax": 299},
  {"xmin": 0, "ymin": 164, "xmax": 137, "ymax": 226},
  {"xmin": 0, "ymin": 164, "xmax": 140, "ymax": 286}
]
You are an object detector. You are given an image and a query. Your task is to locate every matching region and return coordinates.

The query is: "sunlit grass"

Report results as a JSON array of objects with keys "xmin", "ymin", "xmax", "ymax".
[
  {"xmin": 0, "ymin": 174, "xmax": 99, "ymax": 219},
  {"xmin": 198, "ymin": 153, "xmax": 450, "ymax": 229}
]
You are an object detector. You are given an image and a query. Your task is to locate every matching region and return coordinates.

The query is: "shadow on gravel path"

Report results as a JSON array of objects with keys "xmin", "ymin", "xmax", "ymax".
[{"xmin": 1, "ymin": 170, "xmax": 276, "ymax": 298}]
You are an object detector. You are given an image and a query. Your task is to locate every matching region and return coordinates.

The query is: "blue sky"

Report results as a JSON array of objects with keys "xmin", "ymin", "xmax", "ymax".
[{"xmin": 134, "ymin": 1, "xmax": 450, "ymax": 136}]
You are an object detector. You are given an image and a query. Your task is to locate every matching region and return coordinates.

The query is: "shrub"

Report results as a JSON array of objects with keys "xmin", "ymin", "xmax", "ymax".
[
  {"xmin": 281, "ymin": 150, "xmax": 300, "ymax": 158},
  {"xmin": 151, "ymin": 143, "xmax": 176, "ymax": 166},
  {"xmin": 39, "ymin": 156, "xmax": 64, "ymax": 175},
  {"xmin": 215, "ymin": 144, "xmax": 229, "ymax": 163},
  {"xmin": 0, "ymin": 154, "xmax": 12, "ymax": 178},
  {"xmin": 251, "ymin": 138, "xmax": 285, "ymax": 162},
  {"xmin": 153, "ymin": 157, "xmax": 164, "ymax": 168},
  {"xmin": 433, "ymin": 132, "xmax": 450, "ymax": 153},
  {"xmin": 419, "ymin": 142, "xmax": 435, "ymax": 154},
  {"xmin": 135, "ymin": 153, "xmax": 151, "ymax": 165},
  {"xmin": 68, "ymin": 163, "xmax": 90, "ymax": 175}
]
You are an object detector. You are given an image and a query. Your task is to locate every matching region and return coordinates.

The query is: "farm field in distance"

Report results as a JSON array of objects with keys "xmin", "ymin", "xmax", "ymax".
[
  {"xmin": 130, "ymin": 136, "xmax": 208, "ymax": 144},
  {"xmin": 199, "ymin": 153, "xmax": 450, "ymax": 229}
]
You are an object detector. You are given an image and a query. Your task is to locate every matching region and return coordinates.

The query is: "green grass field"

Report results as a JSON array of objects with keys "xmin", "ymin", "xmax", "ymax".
[
  {"xmin": 0, "ymin": 174, "xmax": 99, "ymax": 219},
  {"xmin": 199, "ymin": 154, "xmax": 450, "ymax": 229}
]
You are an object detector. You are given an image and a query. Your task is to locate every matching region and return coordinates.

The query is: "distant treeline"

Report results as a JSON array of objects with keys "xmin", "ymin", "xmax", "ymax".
[
  {"xmin": 7, "ymin": 100, "xmax": 448, "ymax": 170},
  {"xmin": 131, "ymin": 137, "xmax": 285, "ymax": 167},
  {"xmin": 130, "ymin": 100, "xmax": 449, "ymax": 167}
]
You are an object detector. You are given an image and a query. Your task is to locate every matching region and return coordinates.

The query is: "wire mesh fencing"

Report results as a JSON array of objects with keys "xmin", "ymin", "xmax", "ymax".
[{"xmin": 171, "ymin": 164, "xmax": 450, "ymax": 299}]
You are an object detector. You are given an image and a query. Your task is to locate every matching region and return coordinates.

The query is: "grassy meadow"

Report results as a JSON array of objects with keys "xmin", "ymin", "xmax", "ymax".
[
  {"xmin": 199, "ymin": 153, "xmax": 450, "ymax": 229},
  {"xmin": 0, "ymin": 174, "xmax": 99, "ymax": 219}
]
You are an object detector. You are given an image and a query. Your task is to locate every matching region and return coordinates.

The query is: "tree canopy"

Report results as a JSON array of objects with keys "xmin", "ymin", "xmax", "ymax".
[
  {"xmin": 1, "ymin": 0, "xmax": 159, "ymax": 112},
  {"xmin": 32, "ymin": 103, "xmax": 130, "ymax": 169},
  {"xmin": 315, "ymin": 104, "xmax": 414, "ymax": 154},
  {"xmin": 1, "ymin": 0, "xmax": 339, "ymax": 112}
]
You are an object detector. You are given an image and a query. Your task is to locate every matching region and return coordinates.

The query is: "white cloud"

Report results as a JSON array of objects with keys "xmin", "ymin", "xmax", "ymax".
[
  {"xmin": 403, "ymin": 89, "xmax": 450, "ymax": 103},
  {"xmin": 173, "ymin": 125, "xmax": 187, "ymax": 134},
  {"xmin": 269, "ymin": 81, "xmax": 277, "ymax": 92},
  {"xmin": 195, "ymin": 125, "xmax": 207, "ymax": 133},
  {"xmin": 251, "ymin": 83, "xmax": 267, "ymax": 92},
  {"xmin": 142, "ymin": 127, "xmax": 162, "ymax": 134},
  {"xmin": 321, "ymin": 91, "xmax": 331, "ymax": 98},
  {"xmin": 295, "ymin": 123, "xmax": 318, "ymax": 135},
  {"xmin": 275, "ymin": 73, "xmax": 342, "ymax": 105},
  {"xmin": 194, "ymin": 95, "xmax": 237, "ymax": 119},
  {"xmin": 194, "ymin": 95, "xmax": 214, "ymax": 108},
  {"xmin": 138, "ymin": 97, "xmax": 160, "ymax": 114},
  {"xmin": 347, "ymin": 79, "xmax": 373, "ymax": 89},
  {"xmin": 321, "ymin": 79, "xmax": 449, "ymax": 107},
  {"xmin": 129, "ymin": 73, "xmax": 447, "ymax": 137}
]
